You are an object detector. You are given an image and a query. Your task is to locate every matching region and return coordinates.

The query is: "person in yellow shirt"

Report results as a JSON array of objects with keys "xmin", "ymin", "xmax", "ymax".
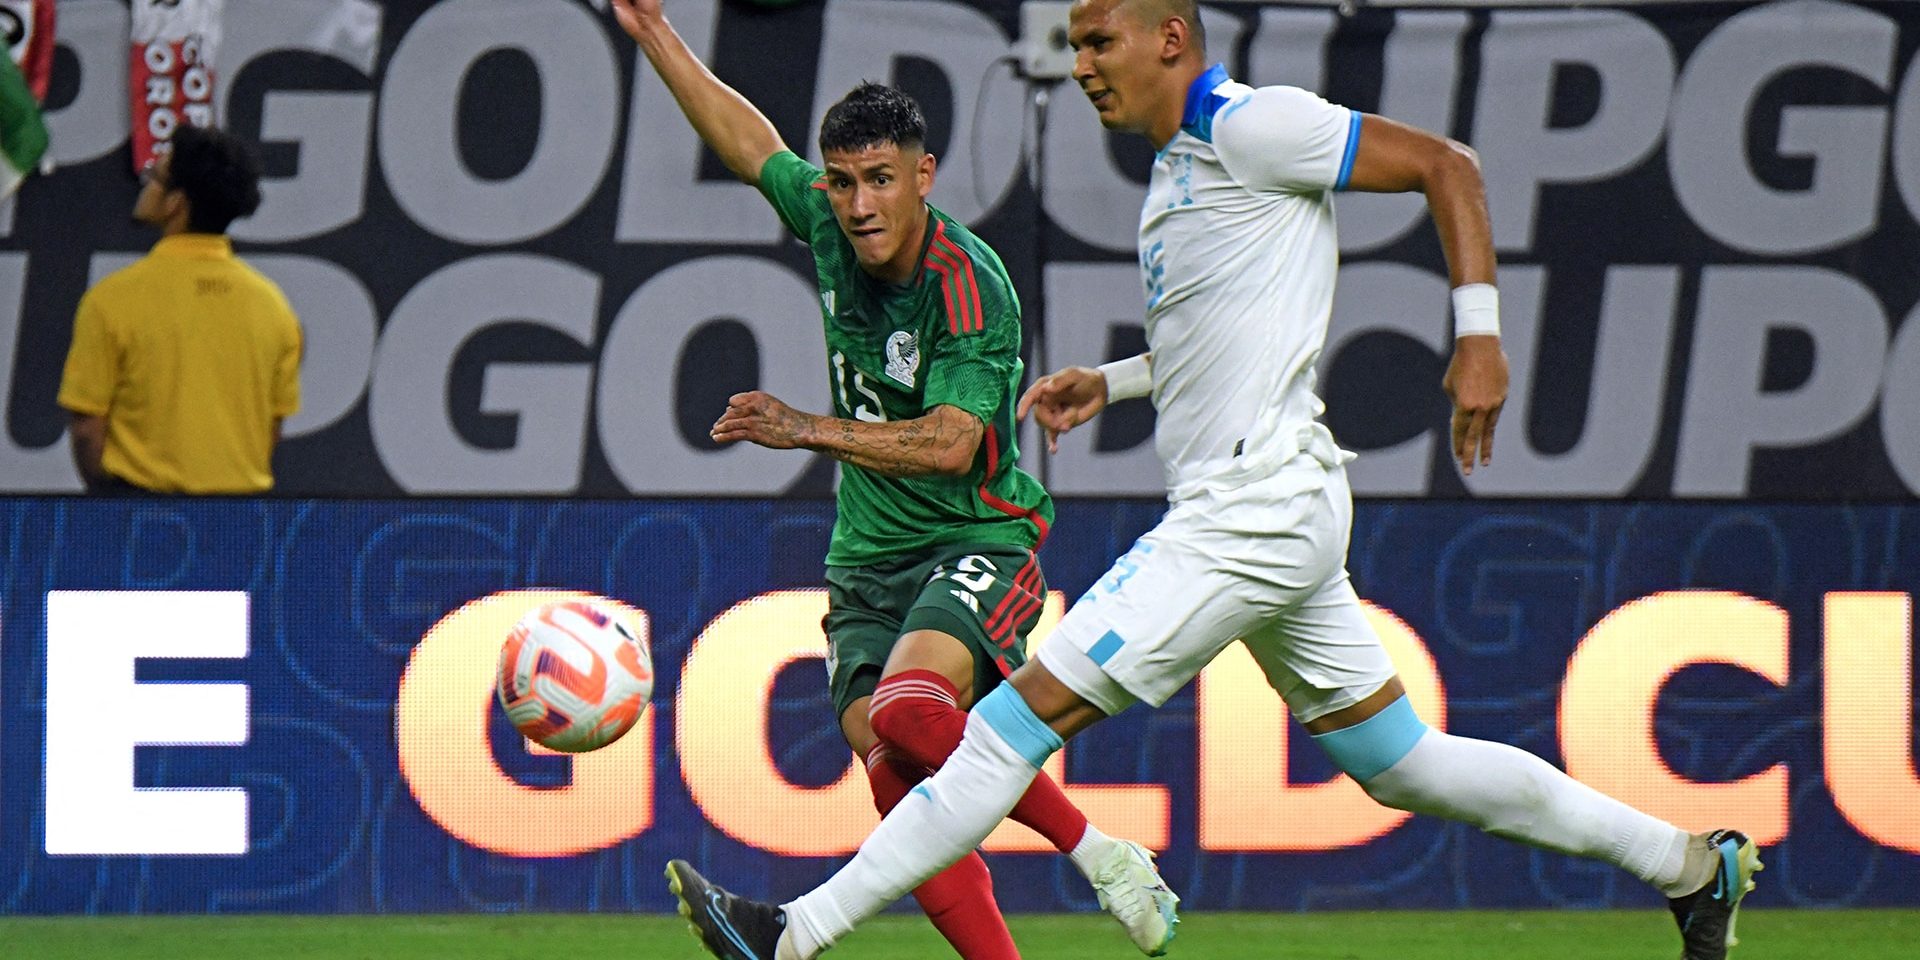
[{"xmin": 58, "ymin": 125, "xmax": 301, "ymax": 494}]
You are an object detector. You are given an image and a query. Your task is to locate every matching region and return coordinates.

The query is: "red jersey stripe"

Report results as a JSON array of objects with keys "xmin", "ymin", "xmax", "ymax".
[
  {"xmin": 938, "ymin": 240, "xmax": 984, "ymax": 334},
  {"xmin": 983, "ymin": 554, "xmax": 1041, "ymax": 633},
  {"xmin": 991, "ymin": 586, "xmax": 1044, "ymax": 648},
  {"xmin": 932, "ymin": 228, "xmax": 986, "ymax": 333},
  {"xmin": 924, "ymin": 240, "xmax": 975, "ymax": 335},
  {"xmin": 925, "ymin": 258, "xmax": 963, "ymax": 335},
  {"xmin": 940, "ymin": 223, "xmax": 985, "ymax": 333},
  {"xmin": 928, "ymin": 221, "xmax": 984, "ymax": 333},
  {"xmin": 987, "ymin": 576, "xmax": 1043, "ymax": 647},
  {"xmin": 987, "ymin": 557, "xmax": 1045, "ymax": 642},
  {"xmin": 976, "ymin": 491, "xmax": 1051, "ymax": 547},
  {"xmin": 976, "ymin": 427, "xmax": 1051, "ymax": 547}
]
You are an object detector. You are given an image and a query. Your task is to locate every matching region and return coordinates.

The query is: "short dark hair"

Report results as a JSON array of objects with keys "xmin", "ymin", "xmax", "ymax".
[
  {"xmin": 167, "ymin": 125, "xmax": 263, "ymax": 234},
  {"xmin": 818, "ymin": 82, "xmax": 926, "ymax": 155},
  {"xmin": 1129, "ymin": 0, "xmax": 1206, "ymax": 56}
]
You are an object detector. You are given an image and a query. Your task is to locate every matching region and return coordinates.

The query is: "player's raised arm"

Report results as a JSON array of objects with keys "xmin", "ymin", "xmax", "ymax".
[
  {"xmin": 1341, "ymin": 114, "xmax": 1509, "ymax": 475},
  {"xmin": 610, "ymin": 0, "xmax": 786, "ymax": 186}
]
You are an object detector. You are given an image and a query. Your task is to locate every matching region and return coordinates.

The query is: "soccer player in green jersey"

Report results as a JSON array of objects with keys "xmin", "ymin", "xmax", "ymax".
[
  {"xmin": 607, "ymin": 3, "xmax": 1179, "ymax": 958},
  {"xmin": 660, "ymin": 6, "xmax": 1758, "ymax": 960}
]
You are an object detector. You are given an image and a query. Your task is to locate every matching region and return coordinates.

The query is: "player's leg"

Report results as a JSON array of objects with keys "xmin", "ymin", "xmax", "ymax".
[
  {"xmin": 823, "ymin": 567, "xmax": 1022, "ymax": 960},
  {"xmin": 778, "ymin": 657, "xmax": 1109, "ymax": 960},
  {"xmin": 777, "ymin": 520, "xmax": 1269, "ymax": 960},
  {"xmin": 1259, "ymin": 464, "xmax": 1759, "ymax": 960},
  {"xmin": 862, "ymin": 739, "xmax": 1019, "ymax": 960},
  {"xmin": 872, "ymin": 628, "xmax": 1101, "ymax": 856},
  {"xmin": 1305, "ymin": 677, "xmax": 1757, "ymax": 958},
  {"xmin": 1260, "ymin": 583, "xmax": 1758, "ymax": 960},
  {"xmin": 869, "ymin": 547, "xmax": 1093, "ymax": 855},
  {"xmin": 867, "ymin": 545, "xmax": 1170, "ymax": 951},
  {"xmin": 675, "ymin": 503, "xmax": 1254, "ymax": 960}
]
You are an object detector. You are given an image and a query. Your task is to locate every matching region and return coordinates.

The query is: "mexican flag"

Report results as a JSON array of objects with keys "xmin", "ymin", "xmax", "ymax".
[
  {"xmin": 0, "ymin": 0, "xmax": 51, "ymax": 197},
  {"xmin": 0, "ymin": 54, "xmax": 45, "ymax": 199},
  {"xmin": 2, "ymin": 0, "xmax": 55, "ymax": 102}
]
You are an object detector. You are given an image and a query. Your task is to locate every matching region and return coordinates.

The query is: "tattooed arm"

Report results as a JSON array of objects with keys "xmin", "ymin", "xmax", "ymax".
[{"xmin": 710, "ymin": 391, "xmax": 983, "ymax": 478}]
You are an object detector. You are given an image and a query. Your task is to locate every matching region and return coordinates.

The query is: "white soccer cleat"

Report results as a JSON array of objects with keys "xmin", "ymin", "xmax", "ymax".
[{"xmin": 1089, "ymin": 839, "xmax": 1180, "ymax": 956}]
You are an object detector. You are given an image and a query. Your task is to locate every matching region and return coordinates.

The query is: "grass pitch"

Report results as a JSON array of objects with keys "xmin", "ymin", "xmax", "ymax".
[{"xmin": 1, "ymin": 909, "xmax": 1913, "ymax": 958}]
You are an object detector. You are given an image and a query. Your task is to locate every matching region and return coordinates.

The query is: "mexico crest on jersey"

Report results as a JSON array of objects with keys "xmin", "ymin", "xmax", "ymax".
[{"xmin": 884, "ymin": 330, "xmax": 919, "ymax": 387}]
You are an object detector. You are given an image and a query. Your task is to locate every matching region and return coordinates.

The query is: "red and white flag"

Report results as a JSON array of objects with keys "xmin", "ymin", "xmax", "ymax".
[
  {"xmin": 130, "ymin": 0, "xmax": 223, "ymax": 173},
  {"xmin": 0, "ymin": 0, "xmax": 54, "ymax": 103}
]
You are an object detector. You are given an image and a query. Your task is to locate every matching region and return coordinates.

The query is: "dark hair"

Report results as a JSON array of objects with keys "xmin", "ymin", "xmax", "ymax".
[
  {"xmin": 1129, "ymin": 0, "xmax": 1206, "ymax": 55},
  {"xmin": 1171, "ymin": 0, "xmax": 1207, "ymax": 54},
  {"xmin": 818, "ymin": 82, "xmax": 926, "ymax": 155},
  {"xmin": 167, "ymin": 125, "xmax": 263, "ymax": 234}
]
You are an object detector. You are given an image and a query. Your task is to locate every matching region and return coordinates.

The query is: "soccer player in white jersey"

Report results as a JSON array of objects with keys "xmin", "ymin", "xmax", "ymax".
[{"xmin": 664, "ymin": 3, "xmax": 1761, "ymax": 959}]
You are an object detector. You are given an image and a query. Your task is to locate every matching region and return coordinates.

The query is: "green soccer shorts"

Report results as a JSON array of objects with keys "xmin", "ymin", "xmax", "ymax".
[{"xmin": 822, "ymin": 541, "xmax": 1048, "ymax": 718}]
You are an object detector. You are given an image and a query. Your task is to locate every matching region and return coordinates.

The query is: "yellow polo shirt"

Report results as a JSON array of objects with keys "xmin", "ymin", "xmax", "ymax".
[{"xmin": 58, "ymin": 234, "xmax": 302, "ymax": 493}]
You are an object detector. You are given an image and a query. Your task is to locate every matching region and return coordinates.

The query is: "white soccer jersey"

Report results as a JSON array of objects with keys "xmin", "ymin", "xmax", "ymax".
[
  {"xmin": 1138, "ymin": 64, "xmax": 1361, "ymax": 500},
  {"xmin": 1038, "ymin": 69, "xmax": 1397, "ymax": 718}
]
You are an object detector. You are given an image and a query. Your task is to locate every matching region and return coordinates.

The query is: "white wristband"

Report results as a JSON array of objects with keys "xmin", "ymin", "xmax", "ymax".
[
  {"xmin": 1097, "ymin": 354, "xmax": 1152, "ymax": 402},
  {"xmin": 1452, "ymin": 283, "xmax": 1500, "ymax": 339}
]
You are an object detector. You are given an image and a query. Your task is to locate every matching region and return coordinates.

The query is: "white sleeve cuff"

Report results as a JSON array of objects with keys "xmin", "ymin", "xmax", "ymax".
[{"xmin": 1097, "ymin": 354, "xmax": 1153, "ymax": 402}]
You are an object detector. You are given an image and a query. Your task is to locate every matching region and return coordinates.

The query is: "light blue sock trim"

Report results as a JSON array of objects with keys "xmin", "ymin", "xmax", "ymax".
[
  {"xmin": 1310, "ymin": 696, "xmax": 1428, "ymax": 782},
  {"xmin": 973, "ymin": 684, "xmax": 1064, "ymax": 769}
]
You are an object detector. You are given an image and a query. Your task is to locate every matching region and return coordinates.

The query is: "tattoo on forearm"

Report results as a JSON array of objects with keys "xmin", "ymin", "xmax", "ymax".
[
  {"xmin": 777, "ymin": 406, "xmax": 812, "ymax": 444},
  {"xmin": 818, "ymin": 410, "xmax": 979, "ymax": 477}
]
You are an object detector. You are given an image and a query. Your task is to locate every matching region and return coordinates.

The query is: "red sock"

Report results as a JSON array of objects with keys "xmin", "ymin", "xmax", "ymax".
[
  {"xmin": 865, "ymin": 745, "xmax": 1020, "ymax": 960},
  {"xmin": 870, "ymin": 670, "xmax": 1090, "ymax": 854}
]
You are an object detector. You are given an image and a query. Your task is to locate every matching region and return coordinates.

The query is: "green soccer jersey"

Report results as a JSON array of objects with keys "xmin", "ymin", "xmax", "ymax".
[{"xmin": 756, "ymin": 150, "xmax": 1053, "ymax": 566}]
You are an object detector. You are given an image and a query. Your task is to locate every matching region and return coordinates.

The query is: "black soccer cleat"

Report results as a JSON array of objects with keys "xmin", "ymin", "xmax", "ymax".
[
  {"xmin": 665, "ymin": 859, "xmax": 787, "ymax": 960},
  {"xmin": 1667, "ymin": 829, "xmax": 1763, "ymax": 960}
]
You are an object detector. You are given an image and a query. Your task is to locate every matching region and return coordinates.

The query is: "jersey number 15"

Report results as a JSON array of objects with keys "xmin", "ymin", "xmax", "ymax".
[{"xmin": 831, "ymin": 351, "xmax": 888, "ymax": 423}]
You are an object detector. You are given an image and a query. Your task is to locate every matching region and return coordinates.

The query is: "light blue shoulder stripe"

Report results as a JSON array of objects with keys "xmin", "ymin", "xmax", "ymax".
[
  {"xmin": 1216, "ymin": 95, "xmax": 1252, "ymax": 126},
  {"xmin": 973, "ymin": 684, "xmax": 1063, "ymax": 769},
  {"xmin": 1334, "ymin": 109, "xmax": 1363, "ymax": 191}
]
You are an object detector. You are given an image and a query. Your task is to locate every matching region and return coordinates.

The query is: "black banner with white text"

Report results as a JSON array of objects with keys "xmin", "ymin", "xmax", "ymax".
[{"xmin": 3, "ymin": 0, "xmax": 1916, "ymax": 499}]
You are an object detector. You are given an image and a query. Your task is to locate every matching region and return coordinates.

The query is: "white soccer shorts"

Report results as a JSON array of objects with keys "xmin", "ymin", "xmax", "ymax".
[{"xmin": 1037, "ymin": 458, "xmax": 1395, "ymax": 723}]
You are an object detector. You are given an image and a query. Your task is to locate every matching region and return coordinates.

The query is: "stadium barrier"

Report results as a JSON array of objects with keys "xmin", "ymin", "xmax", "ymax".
[
  {"xmin": 4, "ymin": 0, "xmax": 1918, "ymax": 500},
  {"xmin": 2, "ymin": 496, "xmax": 1915, "ymax": 913}
]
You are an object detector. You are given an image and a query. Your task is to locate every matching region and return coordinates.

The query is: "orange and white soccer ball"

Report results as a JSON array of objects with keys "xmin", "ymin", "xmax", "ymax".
[{"xmin": 496, "ymin": 599, "xmax": 654, "ymax": 753}]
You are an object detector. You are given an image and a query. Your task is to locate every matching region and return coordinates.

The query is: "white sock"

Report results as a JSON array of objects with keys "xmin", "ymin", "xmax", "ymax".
[
  {"xmin": 1360, "ymin": 729, "xmax": 1695, "ymax": 895},
  {"xmin": 1067, "ymin": 822, "xmax": 1114, "ymax": 879},
  {"xmin": 779, "ymin": 703, "xmax": 1053, "ymax": 959},
  {"xmin": 1669, "ymin": 831, "xmax": 1719, "ymax": 898}
]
